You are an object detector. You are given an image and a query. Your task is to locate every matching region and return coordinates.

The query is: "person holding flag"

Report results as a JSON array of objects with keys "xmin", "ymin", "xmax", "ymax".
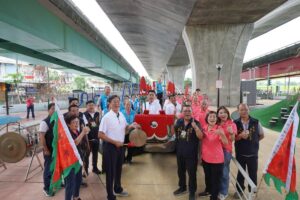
[
  {"xmin": 64, "ymin": 114, "xmax": 90, "ymax": 200},
  {"xmin": 233, "ymin": 103, "xmax": 264, "ymax": 199},
  {"xmin": 48, "ymin": 101, "xmax": 90, "ymax": 200}
]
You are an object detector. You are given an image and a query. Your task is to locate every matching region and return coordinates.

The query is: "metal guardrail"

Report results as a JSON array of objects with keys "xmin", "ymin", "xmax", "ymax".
[{"xmin": 230, "ymin": 157, "xmax": 257, "ymax": 200}]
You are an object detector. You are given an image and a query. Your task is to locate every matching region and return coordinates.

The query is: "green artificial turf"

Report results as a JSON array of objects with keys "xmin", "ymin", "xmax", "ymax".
[{"xmin": 250, "ymin": 95, "xmax": 300, "ymax": 137}]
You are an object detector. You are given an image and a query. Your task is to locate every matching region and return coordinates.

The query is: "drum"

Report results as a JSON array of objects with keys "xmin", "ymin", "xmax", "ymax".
[{"xmin": 129, "ymin": 128, "xmax": 147, "ymax": 147}]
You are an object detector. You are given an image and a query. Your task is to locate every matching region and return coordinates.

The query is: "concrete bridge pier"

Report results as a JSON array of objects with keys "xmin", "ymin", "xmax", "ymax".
[
  {"xmin": 183, "ymin": 24, "xmax": 254, "ymax": 106},
  {"xmin": 167, "ymin": 65, "xmax": 189, "ymax": 93}
]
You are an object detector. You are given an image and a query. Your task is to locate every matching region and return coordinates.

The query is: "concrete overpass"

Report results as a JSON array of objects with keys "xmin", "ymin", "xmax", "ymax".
[
  {"xmin": 96, "ymin": 0, "xmax": 300, "ymax": 106},
  {"xmin": 168, "ymin": 0, "xmax": 300, "ymax": 93},
  {"xmin": 1, "ymin": 0, "xmax": 300, "ymax": 105},
  {"xmin": 0, "ymin": 0, "xmax": 139, "ymax": 83}
]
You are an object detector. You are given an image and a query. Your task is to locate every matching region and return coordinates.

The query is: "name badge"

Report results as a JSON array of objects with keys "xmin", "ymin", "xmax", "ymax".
[
  {"xmin": 180, "ymin": 130, "xmax": 186, "ymax": 139},
  {"xmin": 91, "ymin": 122, "xmax": 96, "ymax": 127}
]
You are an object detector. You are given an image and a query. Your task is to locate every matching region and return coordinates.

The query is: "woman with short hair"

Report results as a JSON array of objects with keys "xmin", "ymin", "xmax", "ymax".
[{"xmin": 64, "ymin": 114, "xmax": 90, "ymax": 200}]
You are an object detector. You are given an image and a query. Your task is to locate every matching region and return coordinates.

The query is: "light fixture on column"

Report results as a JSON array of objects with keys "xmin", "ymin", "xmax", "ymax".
[{"xmin": 216, "ymin": 63, "xmax": 223, "ymax": 108}]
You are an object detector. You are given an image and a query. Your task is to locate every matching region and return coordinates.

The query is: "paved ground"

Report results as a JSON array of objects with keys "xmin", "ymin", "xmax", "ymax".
[{"xmin": 0, "ymin": 105, "xmax": 300, "ymax": 200}]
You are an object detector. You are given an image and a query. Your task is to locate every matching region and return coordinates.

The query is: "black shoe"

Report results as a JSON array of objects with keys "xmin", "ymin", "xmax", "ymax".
[
  {"xmin": 198, "ymin": 191, "xmax": 210, "ymax": 197},
  {"xmin": 92, "ymin": 168, "xmax": 102, "ymax": 175},
  {"xmin": 84, "ymin": 167, "xmax": 89, "ymax": 176},
  {"xmin": 189, "ymin": 193, "xmax": 196, "ymax": 200},
  {"xmin": 80, "ymin": 182, "xmax": 88, "ymax": 188},
  {"xmin": 127, "ymin": 160, "xmax": 132, "ymax": 165},
  {"xmin": 173, "ymin": 188, "xmax": 187, "ymax": 196}
]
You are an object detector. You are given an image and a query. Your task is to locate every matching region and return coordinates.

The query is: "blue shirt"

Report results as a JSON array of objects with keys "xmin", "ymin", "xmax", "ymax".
[
  {"xmin": 100, "ymin": 94, "xmax": 109, "ymax": 110},
  {"xmin": 131, "ymin": 99, "xmax": 140, "ymax": 112},
  {"xmin": 156, "ymin": 82, "xmax": 163, "ymax": 94},
  {"xmin": 121, "ymin": 109, "xmax": 136, "ymax": 124},
  {"xmin": 120, "ymin": 102, "xmax": 125, "ymax": 112}
]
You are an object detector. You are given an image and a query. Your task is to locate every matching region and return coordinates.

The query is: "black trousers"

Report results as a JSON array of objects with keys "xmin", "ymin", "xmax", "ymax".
[
  {"xmin": 202, "ymin": 160, "xmax": 223, "ymax": 200},
  {"xmin": 103, "ymin": 142, "xmax": 124, "ymax": 200},
  {"xmin": 26, "ymin": 105, "xmax": 35, "ymax": 118},
  {"xmin": 157, "ymin": 92, "xmax": 163, "ymax": 107},
  {"xmin": 86, "ymin": 140, "xmax": 99, "ymax": 170},
  {"xmin": 236, "ymin": 155, "xmax": 258, "ymax": 193},
  {"xmin": 177, "ymin": 154, "xmax": 198, "ymax": 193}
]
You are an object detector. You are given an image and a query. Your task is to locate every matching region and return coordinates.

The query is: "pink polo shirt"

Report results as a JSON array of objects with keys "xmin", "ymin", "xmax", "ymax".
[
  {"xmin": 220, "ymin": 120, "xmax": 237, "ymax": 153},
  {"xmin": 197, "ymin": 109, "xmax": 209, "ymax": 127},
  {"xmin": 202, "ymin": 124, "xmax": 224, "ymax": 164},
  {"xmin": 192, "ymin": 103, "xmax": 201, "ymax": 120}
]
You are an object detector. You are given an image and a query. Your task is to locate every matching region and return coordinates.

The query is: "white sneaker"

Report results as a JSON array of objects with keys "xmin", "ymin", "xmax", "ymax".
[
  {"xmin": 43, "ymin": 190, "xmax": 51, "ymax": 197},
  {"xmin": 218, "ymin": 194, "xmax": 228, "ymax": 200},
  {"xmin": 115, "ymin": 190, "xmax": 129, "ymax": 197}
]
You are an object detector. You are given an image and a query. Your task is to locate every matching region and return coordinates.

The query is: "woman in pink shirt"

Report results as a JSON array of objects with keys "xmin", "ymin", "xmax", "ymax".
[
  {"xmin": 198, "ymin": 111, "xmax": 228, "ymax": 200},
  {"xmin": 197, "ymin": 100, "xmax": 209, "ymax": 127},
  {"xmin": 191, "ymin": 94, "xmax": 201, "ymax": 120},
  {"xmin": 217, "ymin": 106, "xmax": 237, "ymax": 200}
]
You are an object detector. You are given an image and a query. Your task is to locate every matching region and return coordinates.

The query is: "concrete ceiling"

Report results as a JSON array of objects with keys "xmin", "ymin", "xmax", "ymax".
[
  {"xmin": 96, "ymin": 0, "xmax": 197, "ymax": 79},
  {"xmin": 97, "ymin": 0, "xmax": 290, "ymax": 79},
  {"xmin": 187, "ymin": 0, "xmax": 286, "ymax": 25},
  {"xmin": 168, "ymin": 0, "xmax": 296, "ymax": 68}
]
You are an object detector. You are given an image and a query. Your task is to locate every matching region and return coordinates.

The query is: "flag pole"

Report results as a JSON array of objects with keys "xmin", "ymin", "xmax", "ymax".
[{"xmin": 254, "ymin": 174, "xmax": 265, "ymax": 200}]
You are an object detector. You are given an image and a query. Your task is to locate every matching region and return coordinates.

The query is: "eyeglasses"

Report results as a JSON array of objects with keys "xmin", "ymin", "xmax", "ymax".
[{"xmin": 183, "ymin": 110, "xmax": 192, "ymax": 113}]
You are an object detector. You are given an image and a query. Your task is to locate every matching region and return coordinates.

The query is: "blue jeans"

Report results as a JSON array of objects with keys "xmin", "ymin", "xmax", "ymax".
[
  {"xmin": 43, "ymin": 155, "xmax": 52, "ymax": 192},
  {"xmin": 219, "ymin": 150, "xmax": 232, "ymax": 196},
  {"xmin": 65, "ymin": 167, "xmax": 82, "ymax": 200}
]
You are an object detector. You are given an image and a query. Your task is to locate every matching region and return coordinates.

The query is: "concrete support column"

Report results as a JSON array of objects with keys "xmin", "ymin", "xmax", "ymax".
[
  {"xmin": 182, "ymin": 24, "xmax": 254, "ymax": 106},
  {"xmin": 167, "ymin": 65, "xmax": 189, "ymax": 93}
]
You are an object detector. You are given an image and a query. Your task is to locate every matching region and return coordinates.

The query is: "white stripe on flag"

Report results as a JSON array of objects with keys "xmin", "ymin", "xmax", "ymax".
[
  {"xmin": 263, "ymin": 102, "xmax": 298, "ymax": 174},
  {"xmin": 286, "ymin": 102, "xmax": 299, "ymax": 192}
]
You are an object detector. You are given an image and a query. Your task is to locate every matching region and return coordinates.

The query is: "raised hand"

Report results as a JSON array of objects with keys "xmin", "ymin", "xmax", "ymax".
[{"xmin": 83, "ymin": 126, "xmax": 90, "ymax": 135}]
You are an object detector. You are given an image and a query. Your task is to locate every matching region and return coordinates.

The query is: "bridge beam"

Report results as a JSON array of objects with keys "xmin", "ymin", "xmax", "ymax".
[{"xmin": 0, "ymin": 0, "xmax": 134, "ymax": 82}]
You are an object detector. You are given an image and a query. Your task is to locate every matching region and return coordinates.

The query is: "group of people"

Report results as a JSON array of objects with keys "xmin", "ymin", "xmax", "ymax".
[
  {"xmin": 39, "ymin": 85, "xmax": 264, "ymax": 200},
  {"xmin": 171, "ymin": 92, "xmax": 264, "ymax": 200}
]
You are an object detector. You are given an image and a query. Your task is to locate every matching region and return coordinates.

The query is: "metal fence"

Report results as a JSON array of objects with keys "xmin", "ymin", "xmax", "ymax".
[{"xmin": 230, "ymin": 157, "xmax": 257, "ymax": 200}]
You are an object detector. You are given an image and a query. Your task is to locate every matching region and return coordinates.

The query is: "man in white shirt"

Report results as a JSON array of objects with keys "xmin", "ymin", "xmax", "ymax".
[
  {"xmin": 143, "ymin": 90, "xmax": 162, "ymax": 114},
  {"xmin": 98, "ymin": 95, "xmax": 139, "ymax": 200},
  {"xmin": 165, "ymin": 94, "xmax": 182, "ymax": 118}
]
